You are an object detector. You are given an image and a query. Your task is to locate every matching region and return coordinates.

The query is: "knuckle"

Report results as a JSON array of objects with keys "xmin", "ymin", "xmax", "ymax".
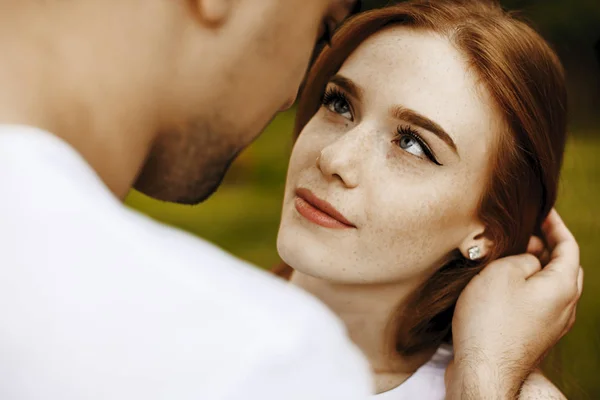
[
  {"xmin": 542, "ymin": 282, "xmax": 572, "ymax": 307},
  {"xmin": 568, "ymin": 278, "xmax": 579, "ymax": 299},
  {"xmin": 558, "ymin": 281, "xmax": 578, "ymax": 304},
  {"xmin": 517, "ymin": 254, "xmax": 541, "ymax": 273},
  {"xmin": 525, "ymin": 253, "xmax": 542, "ymax": 266}
]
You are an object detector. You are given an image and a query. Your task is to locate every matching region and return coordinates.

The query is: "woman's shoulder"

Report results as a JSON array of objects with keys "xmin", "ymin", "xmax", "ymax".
[{"xmin": 374, "ymin": 345, "xmax": 453, "ymax": 400}]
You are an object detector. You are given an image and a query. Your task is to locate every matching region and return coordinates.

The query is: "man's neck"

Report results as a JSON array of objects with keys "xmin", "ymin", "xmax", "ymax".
[{"xmin": 0, "ymin": 3, "xmax": 163, "ymax": 200}]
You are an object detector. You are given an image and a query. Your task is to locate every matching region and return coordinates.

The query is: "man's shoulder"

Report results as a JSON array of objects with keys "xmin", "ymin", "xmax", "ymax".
[
  {"xmin": 0, "ymin": 126, "xmax": 373, "ymax": 398},
  {"xmin": 0, "ymin": 124, "xmax": 346, "ymax": 336},
  {"xmin": 135, "ymin": 213, "xmax": 348, "ymax": 334},
  {"xmin": 106, "ymin": 211, "xmax": 372, "ymax": 388}
]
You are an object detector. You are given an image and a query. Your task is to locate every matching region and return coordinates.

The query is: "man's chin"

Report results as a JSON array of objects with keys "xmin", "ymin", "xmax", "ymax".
[
  {"xmin": 133, "ymin": 159, "xmax": 233, "ymax": 205},
  {"xmin": 170, "ymin": 180, "xmax": 223, "ymax": 205},
  {"xmin": 133, "ymin": 175, "xmax": 225, "ymax": 205},
  {"xmin": 134, "ymin": 134, "xmax": 241, "ymax": 205}
]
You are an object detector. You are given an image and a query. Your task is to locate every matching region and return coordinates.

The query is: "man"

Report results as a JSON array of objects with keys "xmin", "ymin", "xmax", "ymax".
[{"xmin": 0, "ymin": 0, "xmax": 582, "ymax": 399}]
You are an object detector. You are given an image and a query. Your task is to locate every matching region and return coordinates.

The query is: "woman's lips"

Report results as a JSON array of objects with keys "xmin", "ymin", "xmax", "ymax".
[{"xmin": 294, "ymin": 188, "xmax": 356, "ymax": 229}]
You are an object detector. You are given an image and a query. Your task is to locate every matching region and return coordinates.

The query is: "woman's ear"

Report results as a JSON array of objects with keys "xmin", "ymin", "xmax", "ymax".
[
  {"xmin": 193, "ymin": 0, "xmax": 233, "ymax": 26},
  {"xmin": 459, "ymin": 223, "xmax": 494, "ymax": 261}
]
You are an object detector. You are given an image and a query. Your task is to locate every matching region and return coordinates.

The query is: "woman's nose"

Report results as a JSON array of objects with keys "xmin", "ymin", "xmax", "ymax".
[{"xmin": 316, "ymin": 132, "xmax": 364, "ymax": 189}]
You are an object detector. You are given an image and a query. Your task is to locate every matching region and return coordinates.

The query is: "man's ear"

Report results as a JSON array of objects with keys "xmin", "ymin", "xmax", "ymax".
[
  {"xmin": 458, "ymin": 223, "xmax": 494, "ymax": 261},
  {"xmin": 193, "ymin": 0, "xmax": 233, "ymax": 26}
]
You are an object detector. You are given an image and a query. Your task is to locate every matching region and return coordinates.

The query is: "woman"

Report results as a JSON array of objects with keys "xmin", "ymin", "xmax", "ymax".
[{"xmin": 275, "ymin": 0, "xmax": 568, "ymax": 398}]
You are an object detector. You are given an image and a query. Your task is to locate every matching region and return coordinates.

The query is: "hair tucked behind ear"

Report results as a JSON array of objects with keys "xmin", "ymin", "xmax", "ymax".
[{"xmin": 279, "ymin": 0, "xmax": 567, "ymax": 357}]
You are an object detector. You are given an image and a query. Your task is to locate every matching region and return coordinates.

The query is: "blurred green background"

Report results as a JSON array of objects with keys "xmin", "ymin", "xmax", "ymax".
[{"xmin": 127, "ymin": 1, "xmax": 600, "ymax": 398}]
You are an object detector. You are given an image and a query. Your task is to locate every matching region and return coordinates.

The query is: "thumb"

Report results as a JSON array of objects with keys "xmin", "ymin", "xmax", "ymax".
[{"xmin": 527, "ymin": 236, "xmax": 545, "ymax": 257}]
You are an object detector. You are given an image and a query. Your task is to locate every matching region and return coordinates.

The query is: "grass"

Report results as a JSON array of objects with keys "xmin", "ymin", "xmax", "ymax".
[
  {"xmin": 544, "ymin": 131, "xmax": 600, "ymax": 398},
  {"xmin": 126, "ymin": 110, "xmax": 600, "ymax": 399}
]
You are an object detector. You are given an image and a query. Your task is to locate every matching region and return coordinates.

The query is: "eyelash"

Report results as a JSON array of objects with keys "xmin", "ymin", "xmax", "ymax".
[
  {"xmin": 393, "ymin": 126, "xmax": 442, "ymax": 166},
  {"xmin": 320, "ymin": 87, "xmax": 442, "ymax": 166},
  {"xmin": 321, "ymin": 87, "xmax": 352, "ymax": 117}
]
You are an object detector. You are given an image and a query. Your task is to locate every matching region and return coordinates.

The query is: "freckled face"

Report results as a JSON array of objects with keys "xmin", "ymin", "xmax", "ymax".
[{"xmin": 277, "ymin": 27, "xmax": 503, "ymax": 284}]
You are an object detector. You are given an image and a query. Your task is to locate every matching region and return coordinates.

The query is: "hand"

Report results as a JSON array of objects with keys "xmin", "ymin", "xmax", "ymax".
[
  {"xmin": 447, "ymin": 209, "xmax": 583, "ymax": 399},
  {"xmin": 518, "ymin": 369, "xmax": 567, "ymax": 400},
  {"xmin": 445, "ymin": 366, "xmax": 567, "ymax": 400}
]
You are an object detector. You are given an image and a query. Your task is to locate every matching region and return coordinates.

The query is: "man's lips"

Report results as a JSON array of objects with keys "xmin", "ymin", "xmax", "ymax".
[{"xmin": 294, "ymin": 188, "xmax": 356, "ymax": 229}]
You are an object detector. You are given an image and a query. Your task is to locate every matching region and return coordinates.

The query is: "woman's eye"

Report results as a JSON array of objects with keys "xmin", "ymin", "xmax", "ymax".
[
  {"xmin": 392, "ymin": 126, "xmax": 442, "ymax": 165},
  {"xmin": 397, "ymin": 134, "xmax": 425, "ymax": 157},
  {"xmin": 326, "ymin": 98, "xmax": 352, "ymax": 120},
  {"xmin": 322, "ymin": 89, "xmax": 353, "ymax": 121}
]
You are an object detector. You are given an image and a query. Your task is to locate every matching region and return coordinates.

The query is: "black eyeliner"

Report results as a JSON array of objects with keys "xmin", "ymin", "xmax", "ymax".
[{"xmin": 396, "ymin": 125, "xmax": 443, "ymax": 166}]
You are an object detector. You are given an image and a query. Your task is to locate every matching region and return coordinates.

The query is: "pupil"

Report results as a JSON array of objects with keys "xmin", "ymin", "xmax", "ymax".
[
  {"xmin": 400, "ymin": 136, "xmax": 414, "ymax": 149},
  {"xmin": 335, "ymin": 100, "xmax": 347, "ymax": 113}
]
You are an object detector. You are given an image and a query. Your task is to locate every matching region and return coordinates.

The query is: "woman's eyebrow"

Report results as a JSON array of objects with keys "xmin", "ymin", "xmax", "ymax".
[
  {"xmin": 390, "ymin": 106, "xmax": 459, "ymax": 157},
  {"xmin": 329, "ymin": 74, "xmax": 459, "ymax": 157},
  {"xmin": 329, "ymin": 74, "xmax": 363, "ymax": 100}
]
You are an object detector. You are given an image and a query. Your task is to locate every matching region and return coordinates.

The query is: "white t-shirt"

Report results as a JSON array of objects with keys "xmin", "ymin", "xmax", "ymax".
[
  {"xmin": 0, "ymin": 125, "xmax": 373, "ymax": 400},
  {"xmin": 374, "ymin": 345, "xmax": 452, "ymax": 400}
]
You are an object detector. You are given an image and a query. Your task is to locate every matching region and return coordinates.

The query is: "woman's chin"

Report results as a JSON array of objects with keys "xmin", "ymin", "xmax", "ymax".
[
  {"xmin": 277, "ymin": 238, "xmax": 335, "ymax": 280},
  {"xmin": 277, "ymin": 245, "xmax": 364, "ymax": 285}
]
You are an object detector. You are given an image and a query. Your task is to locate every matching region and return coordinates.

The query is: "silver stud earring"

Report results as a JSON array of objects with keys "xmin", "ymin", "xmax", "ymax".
[{"xmin": 468, "ymin": 246, "xmax": 482, "ymax": 260}]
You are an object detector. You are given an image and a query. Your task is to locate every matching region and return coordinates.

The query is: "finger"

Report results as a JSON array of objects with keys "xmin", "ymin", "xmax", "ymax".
[
  {"xmin": 481, "ymin": 253, "xmax": 540, "ymax": 278},
  {"xmin": 541, "ymin": 209, "xmax": 574, "ymax": 250},
  {"xmin": 527, "ymin": 236, "xmax": 545, "ymax": 258},
  {"xmin": 558, "ymin": 271, "xmax": 581, "ymax": 339},
  {"xmin": 576, "ymin": 266, "xmax": 584, "ymax": 299},
  {"xmin": 540, "ymin": 248, "xmax": 551, "ymax": 266},
  {"xmin": 513, "ymin": 253, "xmax": 543, "ymax": 279},
  {"xmin": 540, "ymin": 209, "xmax": 580, "ymax": 278},
  {"xmin": 527, "ymin": 236, "xmax": 552, "ymax": 266},
  {"xmin": 561, "ymin": 306, "xmax": 577, "ymax": 339}
]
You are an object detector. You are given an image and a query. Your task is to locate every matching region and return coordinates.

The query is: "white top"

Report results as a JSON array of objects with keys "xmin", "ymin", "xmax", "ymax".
[
  {"xmin": 0, "ymin": 125, "xmax": 373, "ymax": 400},
  {"xmin": 375, "ymin": 345, "xmax": 452, "ymax": 400}
]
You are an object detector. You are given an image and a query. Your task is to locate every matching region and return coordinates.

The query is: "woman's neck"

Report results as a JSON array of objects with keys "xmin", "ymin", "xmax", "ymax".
[{"xmin": 290, "ymin": 270, "xmax": 437, "ymax": 392}]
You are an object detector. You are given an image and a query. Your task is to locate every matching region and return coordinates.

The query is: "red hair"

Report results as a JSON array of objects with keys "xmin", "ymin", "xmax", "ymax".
[{"xmin": 275, "ymin": 0, "xmax": 568, "ymax": 356}]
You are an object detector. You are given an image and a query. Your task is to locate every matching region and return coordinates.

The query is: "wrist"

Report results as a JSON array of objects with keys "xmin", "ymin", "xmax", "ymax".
[{"xmin": 446, "ymin": 352, "xmax": 525, "ymax": 400}]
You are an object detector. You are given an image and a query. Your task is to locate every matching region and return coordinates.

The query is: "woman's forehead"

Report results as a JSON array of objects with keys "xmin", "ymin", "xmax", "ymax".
[
  {"xmin": 338, "ymin": 27, "xmax": 471, "ymax": 99},
  {"xmin": 336, "ymin": 26, "xmax": 503, "ymax": 153}
]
